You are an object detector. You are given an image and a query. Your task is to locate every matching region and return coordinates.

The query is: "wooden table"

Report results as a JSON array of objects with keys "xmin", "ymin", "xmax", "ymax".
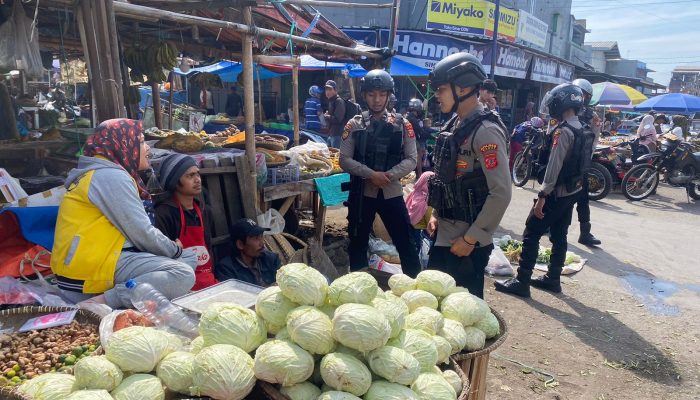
[{"xmin": 260, "ymin": 179, "xmax": 328, "ymax": 244}]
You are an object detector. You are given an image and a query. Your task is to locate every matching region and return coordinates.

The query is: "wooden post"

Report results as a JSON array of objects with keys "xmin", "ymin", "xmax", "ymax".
[
  {"xmin": 346, "ymin": 72, "xmax": 356, "ymax": 102},
  {"xmin": 168, "ymin": 73, "xmax": 174, "ymax": 129},
  {"xmin": 152, "ymin": 81, "xmax": 162, "ymax": 129},
  {"xmin": 256, "ymin": 67, "xmax": 263, "ymax": 122},
  {"xmin": 242, "ymin": 5, "xmax": 258, "ymax": 213},
  {"xmin": 292, "ymin": 61, "xmax": 300, "ymax": 146}
]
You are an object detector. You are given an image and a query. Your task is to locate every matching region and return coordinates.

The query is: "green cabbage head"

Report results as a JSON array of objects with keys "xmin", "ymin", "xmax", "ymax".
[
  {"xmin": 286, "ymin": 306, "xmax": 336, "ymax": 355},
  {"xmin": 199, "ymin": 302, "xmax": 267, "ymax": 352},
  {"xmin": 474, "ymin": 312, "xmax": 500, "ymax": 339},
  {"xmin": 388, "ymin": 274, "xmax": 417, "ymax": 296},
  {"xmin": 279, "ymin": 381, "xmax": 322, "ymax": 400},
  {"xmin": 189, "ymin": 336, "xmax": 205, "ymax": 354},
  {"xmin": 371, "ymin": 295, "xmax": 408, "ymax": 338},
  {"xmin": 111, "ymin": 374, "xmax": 165, "ymax": 400},
  {"xmin": 317, "ymin": 391, "xmax": 362, "ymax": 400},
  {"xmin": 327, "ymin": 272, "xmax": 379, "ymax": 306},
  {"xmin": 255, "ymin": 286, "xmax": 299, "ymax": 330},
  {"xmin": 105, "ymin": 326, "xmax": 177, "ymax": 373},
  {"xmin": 18, "ymin": 372, "xmax": 76, "ymax": 400},
  {"xmin": 364, "ymin": 380, "xmax": 419, "ymax": 400},
  {"xmin": 405, "ymin": 306, "xmax": 445, "ymax": 335},
  {"xmin": 277, "ymin": 263, "xmax": 329, "ymax": 306},
  {"xmin": 438, "ymin": 319, "xmax": 468, "ymax": 355},
  {"xmin": 442, "ymin": 369, "xmax": 463, "ymax": 394},
  {"xmin": 440, "ymin": 292, "xmax": 489, "ymax": 326},
  {"xmin": 415, "ymin": 270, "xmax": 456, "ymax": 297},
  {"xmin": 366, "ymin": 346, "xmax": 420, "ymax": 385},
  {"xmin": 463, "ymin": 327, "xmax": 486, "ymax": 351},
  {"xmin": 432, "ymin": 335, "xmax": 452, "ymax": 364},
  {"xmin": 254, "ymin": 340, "xmax": 315, "ymax": 386},
  {"xmin": 320, "ymin": 352, "xmax": 372, "ymax": 396},
  {"xmin": 332, "ymin": 303, "xmax": 391, "ymax": 352},
  {"xmin": 156, "ymin": 351, "xmax": 194, "ymax": 394},
  {"xmin": 66, "ymin": 390, "xmax": 112, "ymax": 400},
  {"xmin": 386, "ymin": 329, "xmax": 438, "ymax": 372},
  {"xmin": 410, "ymin": 372, "xmax": 456, "ymax": 400},
  {"xmin": 191, "ymin": 344, "xmax": 255, "ymax": 400},
  {"xmin": 74, "ymin": 355, "xmax": 123, "ymax": 391},
  {"xmin": 400, "ymin": 290, "xmax": 438, "ymax": 312}
]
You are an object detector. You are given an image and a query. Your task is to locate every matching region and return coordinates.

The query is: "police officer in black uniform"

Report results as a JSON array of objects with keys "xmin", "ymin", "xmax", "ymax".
[
  {"xmin": 495, "ymin": 83, "xmax": 594, "ymax": 297},
  {"xmin": 406, "ymin": 98, "xmax": 428, "ymax": 176},
  {"xmin": 572, "ymin": 78, "xmax": 602, "ymax": 246},
  {"xmin": 339, "ymin": 69, "xmax": 421, "ymax": 277},
  {"xmin": 426, "ymin": 53, "xmax": 512, "ymax": 299}
]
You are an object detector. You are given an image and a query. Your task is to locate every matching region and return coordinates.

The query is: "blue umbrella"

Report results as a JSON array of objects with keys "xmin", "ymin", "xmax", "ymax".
[{"xmin": 634, "ymin": 93, "xmax": 700, "ymax": 113}]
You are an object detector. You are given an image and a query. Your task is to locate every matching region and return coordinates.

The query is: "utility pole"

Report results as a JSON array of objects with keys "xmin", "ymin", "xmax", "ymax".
[
  {"xmin": 387, "ymin": 0, "xmax": 401, "ymax": 72},
  {"xmin": 490, "ymin": 0, "xmax": 500, "ymax": 80}
]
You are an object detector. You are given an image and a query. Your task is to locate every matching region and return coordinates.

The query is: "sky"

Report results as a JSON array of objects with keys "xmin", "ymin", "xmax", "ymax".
[{"xmin": 571, "ymin": 0, "xmax": 700, "ymax": 87}]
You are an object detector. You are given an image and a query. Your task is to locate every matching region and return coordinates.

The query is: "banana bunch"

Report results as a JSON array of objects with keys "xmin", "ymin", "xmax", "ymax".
[
  {"xmin": 123, "ymin": 41, "xmax": 178, "ymax": 83},
  {"xmin": 192, "ymin": 72, "xmax": 223, "ymax": 89}
]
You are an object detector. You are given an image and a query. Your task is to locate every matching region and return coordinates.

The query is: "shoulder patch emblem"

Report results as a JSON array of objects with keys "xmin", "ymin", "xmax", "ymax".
[
  {"xmin": 479, "ymin": 143, "xmax": 498, "ymax": 153},
  {"xmin": 552, "ymin": 130, "xmax": 561, "ymax": 147},
  {"xmin": 484, "ymin": 153, "xmax": 498, "ymax": 170},
  {"xmin": 549, "ymin": 118, "xmax": 558, "ymax": 127},
  {"xmin": 342, "ymin": 122, "xmax": 352, "ymax": 140},
  {"xmin": 405, "ymin": 121, "xmax": 415, "ymax": 138}
]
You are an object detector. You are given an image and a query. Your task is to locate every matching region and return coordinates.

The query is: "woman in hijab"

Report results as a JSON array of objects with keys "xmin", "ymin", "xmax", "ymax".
[
  {"xmin": 405, "ymin": 171, "xmax": 435, "ymax": 254},
  {"xmin": 637, "ymin": 114, "xmax": 658, "ymax": 152},
  {"xmin": 51, "ymin": 119, "xmax": 197, "ymax": 308}
]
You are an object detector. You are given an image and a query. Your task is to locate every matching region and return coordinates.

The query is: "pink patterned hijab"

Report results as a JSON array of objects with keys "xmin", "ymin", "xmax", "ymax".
[{"xmin": 406, "ymin": 171, "xmax": 434, "ymax": 226}]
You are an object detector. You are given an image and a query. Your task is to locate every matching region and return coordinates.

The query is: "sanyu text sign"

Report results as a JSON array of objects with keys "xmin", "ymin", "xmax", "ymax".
[{"xmin": 379, "ymin": 29, "xmax": 488, "ymax": 69}]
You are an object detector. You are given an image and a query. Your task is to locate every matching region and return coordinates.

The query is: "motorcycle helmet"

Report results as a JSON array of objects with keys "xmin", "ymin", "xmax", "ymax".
[
  {"xmin": 530, "ymin": 117, "xmax": 544, "ymax": 129},
  {"xmin": 407, "ymin": 98, "xmax": 423, "ymax": 112},
  {"xmin": 545, "ymin": 83, "xmax": 584, "ymax": 120},
  {"xmin": 429, "ymin": 52, "xmax": 487, "ymax": 113},
  {"xmin": 308, "ymin": 85, "xmax": 323, "ymax": 97},
  {"xmin": 572, "ymin": 78, "xmax": 593, "ymax": 97},
  {"xmin": 389, "ymin": 94, "xmax": 397, "ymax": 106},
  {"xmin": 360, "ymin": 69, "xmax": 394, "ymax": 93}
]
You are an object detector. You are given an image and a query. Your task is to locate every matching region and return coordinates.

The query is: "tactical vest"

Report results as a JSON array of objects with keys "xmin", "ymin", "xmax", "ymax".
[
  {"xmin": 428, "ymin": 110, "xmax": 506, "ymax": 223},
  {"xmin": 353, "ymin": 112, "xmax": 404, "ymax": 172},
  {"xmin": 538, "ymin": 121, "xmax": 594, "ymax": 192}
]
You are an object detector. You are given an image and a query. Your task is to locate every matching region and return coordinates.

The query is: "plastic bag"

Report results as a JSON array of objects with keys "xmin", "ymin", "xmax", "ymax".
[
  {"xmin": 368, "ymin": 254, "xmax": 402, "ymax": 275},
  {"xmin": 0, "ymin": 277, "xmax": 71, "ymax": 307},
  {"xmin": 256, "ymin": 152, "xmax": 268, "ymax": 187},
  {"xmin": 0, "ymin": 0, "xmax": 45, "ymax": 78},
  {"xmin": 368, "ymin": 235, "xmax": 399, "ymax": 258},
  {"xmin": 485, "ymin": 247, "xmax": 514, "ymax": 277},
  {"xmin": 287, "ymin": 142, "xmax": 330, "ymax": 159},
  {"xmin": 257, "ymin": 209, "xmax": 285, "ymax": 235},
  {"xmin": 418, "ymin": 233, "xmax": 432, "ymax": 270}
]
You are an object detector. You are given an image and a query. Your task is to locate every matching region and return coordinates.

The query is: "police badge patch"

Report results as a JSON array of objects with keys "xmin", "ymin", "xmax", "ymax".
[
  {"xmin": 484, "ymin": 153, "xmax": 498, "ymax": 170},
  {"xmin": 405, "ymin": 122, "xmax": 415, "ymax": 138},
  {"xmin": 552, "ymin": 130, "xmax": 561, "ymax": 147},
  {"xmin": 342, "ymin": 122, "xmax": 352, "ymax": 140}
]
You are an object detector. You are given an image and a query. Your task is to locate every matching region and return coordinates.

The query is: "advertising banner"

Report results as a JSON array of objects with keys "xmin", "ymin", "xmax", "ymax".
[
  {"xmin": 517, "ymin": 10, "xmax": 548, "ymax": 48},
  {"xmin": 426, "ymin": 0, "xmax": 518, "ymax": 42},
  {"xmin": 558, "ymin": 63, "xmax": 575, "ymax": 83},
  {"xmin": 493, "ymin": 45, "xmax": 533, "ymax": 79},
  {"xmin": 485, "ymin": 5, "xmax": 519, "ymax": 42},
  {"xmin": 379, "ymin": 29, "xmax": 489, "ymax": 70},
  {"xmin": 530, "ymin": 55, "xmax": 559, "ymax": 84}
]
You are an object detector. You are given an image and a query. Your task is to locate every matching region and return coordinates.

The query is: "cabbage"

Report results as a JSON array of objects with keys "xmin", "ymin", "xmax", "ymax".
[
  {"xmin": 66, "ymin": 390, "xmax": 112, "ymax": 400},
  {"xmin": 111, "ymin": 374, "xmax": 165, "ymax": 400},
  {"xmin": 374, "ymin": 290, "xmax": 387, "ymax": 300},
  {"xmin": 277, "ymin": 263, "xmax": 329, "ymax": 306},
  {"xmin": 432, "ymin": 335, "xmax": 452, "ymax": 364},
  {"xmin": 440, "ymin": 292, "xmax": 489, "ymax": 327},
  {"xmin": 371, "ymin": 296, "xmax": 408, "ymax": 338},
  {"xmin": 286, "ymin": 306, "xmax": 336, "ymax": 355},
  {"xmin": 415, "ymin": 270, "xmax": 456, "ymax": 297},
  {"xmin": 156, "ymin": 351, "xmax": 194, "ymax": 394},
  {"xmin": 254, "ymin": 340, "xmax": 315, "ymax": 386},
  {"xmin": 74, "ymin": 355, "xmax": 123, "ymax": 391},
  {"xmin": 266, "ymin": 320, "xmax": 286, "ymax": 335},
  {"xmin": 320, "ymin": 353, "xmax": 372, "ymax": 396},
  {"xmin": 276, "ymin": 326, "xmax": 292, "ymax": 341},
  {"xmin": 400, "ymin": 290, "xmax": 438, "ymax": 312},
  {"xmin": 388, "ymin": 274, "xmax": 417, "ymax": 296},
  {"xmin": 105, "ymin": 326, "xmax": 176, "ymax": 372},
  {"xmin": 438, "ymin": 319, "xmax": 468, "ymax": 355},
  {"xmin": 364, "ymin": 380, "xmax": 419, "ymax": 400},
  {"xmin": 474, "ymin": 312, "xmax": 500, "ymax": 339},
  {"xmin": 190, "ymin": 336, "xmax": 205, "ymax": 354},
  {"xmin": 18, "ymin": 373, "xmax": 76, "ymax": 400},
  {"xmin": 335, "ymin": 344, "xmax": 367, "ymax": 363},
  {"xmin": 191, "ymin": 344, "xmax": 255, "ymax": 399},
  {"xmin": 442, "ymin": 369, "xmax": 463, "ymax": 394},
  {"xmin": 463, "ymin": 327, "xmax": 486, "ymax": 351},
  {"xmin": 317, "ymin": 391, "xmax": 362, "ymax": 400},
  {"xmin": 410, "ymin": 372, "xmax": 456, "ymax": 400},
  {"xmin": 199, "ymin": 302, "xmax": 267, "ymax": 352},
  {"xmin": 366, "ymin": 346, "xmax": 420, "ymax": 385},
  {"xmin": 328, "ymin": 272, "xmax": 379, "ymax": 306},
  {"xmin": 405, "ymin": 307, "xmax": 444, "ymax": 335},
  {"xmin": 256, "ymin": 286, "xmax": 300, "ymax": 329},
  {"xmin": 386, "ymin": 329, "xmax": 438, "ymax": 372},
  {"xmin": 319, "ymin": 302, "xmax": 338, "ymax": 319},
  {"xmin": 279, "ymin": 381, "xmax": 322, "ymax": 400},
  {"xmin": 332, "ymin": 303, "xmax": 391, "ymax": 352}
]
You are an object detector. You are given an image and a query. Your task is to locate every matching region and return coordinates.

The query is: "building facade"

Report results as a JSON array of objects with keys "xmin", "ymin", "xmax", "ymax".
[
  {"xmin": 669, "ymin": 67, "xmax": 700, "ymax": 96},
  {"xmin": 583, "ymin": 41, "xmax": 664, "ymax": 95}
]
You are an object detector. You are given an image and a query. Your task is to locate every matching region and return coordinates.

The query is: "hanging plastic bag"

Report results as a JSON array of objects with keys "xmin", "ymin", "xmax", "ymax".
[
  {"xmin": 257, "ymin": 208, "xmax": 285, "ymax": 235},
  {"xmin": 0, "ymin": 0, "xmax": 45, "ymax": 78},
  {"xmin": 485, "ymin": 247, "xmax": 514, "ymax": 277}
]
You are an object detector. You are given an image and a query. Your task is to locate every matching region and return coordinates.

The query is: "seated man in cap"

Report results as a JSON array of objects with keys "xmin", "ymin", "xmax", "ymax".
[
  {"xmin": 214, "ymin": 219, "xmax": 281, "ymax": 287},
  {"xmin": 155, "ymin": 153, "xmax": 218, "ymax": 290}
]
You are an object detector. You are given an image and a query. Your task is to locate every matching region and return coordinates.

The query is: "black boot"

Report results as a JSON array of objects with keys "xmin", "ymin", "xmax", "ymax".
[
  {"xmin": 494, "ymin": 278, "xmax": 531, "ymax": 298},
  {"xmin": 530, "ymin": 274, "xmax": 562, "ymax": 293},
  {"xmin": 578, "ymin": 222, "xmax": 601, "ymax": 246}
]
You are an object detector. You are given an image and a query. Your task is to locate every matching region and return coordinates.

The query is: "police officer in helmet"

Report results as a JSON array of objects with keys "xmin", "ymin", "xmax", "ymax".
[
  {"xmin": 339, "ymin": 69, "xmax": 421, "ymax": 277},
  {"xmin": 406, "ymin": 98, "xmax": 428, "ymax": 176},
  {"xmin": 572, "ymin": 78, "xmax": 602, "ymax": 246},
  {"xmin": 426, "ymin": 52, "xmax": 512, "ymax": 298},
  {"xmin": 495, "ymin": 83, "xmax": 594, "ymax": 297}
]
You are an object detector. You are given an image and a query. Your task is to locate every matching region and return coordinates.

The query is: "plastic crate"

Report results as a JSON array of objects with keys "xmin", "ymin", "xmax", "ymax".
[{"xmin": 265, "ymin": 164, "xmax": 300, "ymax": 186}]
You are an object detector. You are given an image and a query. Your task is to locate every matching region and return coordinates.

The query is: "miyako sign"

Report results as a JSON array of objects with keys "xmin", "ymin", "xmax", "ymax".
[
  {"xmin": 517, "ymin": 10, "xmax": 548, "ymax": 48},
  {"xmin": 427, "ymin": 0, "xmax": 518, "ymax": 42}
]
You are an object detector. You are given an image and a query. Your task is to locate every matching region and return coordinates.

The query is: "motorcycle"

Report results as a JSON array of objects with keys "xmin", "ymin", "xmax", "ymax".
[
  {"xmin": 621, "ymin": 132, "xmax": 700, "ymax": 201},
  {"xmin": 588, "ymin": 136, "xmax": 652, "ymax": 200},
  {"xmin": 511, "ymin": 127, "xmax": 545, "ymax": 187}
]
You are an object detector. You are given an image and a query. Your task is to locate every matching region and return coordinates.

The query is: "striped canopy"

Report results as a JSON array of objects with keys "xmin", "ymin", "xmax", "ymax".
[{"xmin": 591, "ymin": 82, "xmax": 647, "ymax": 106}]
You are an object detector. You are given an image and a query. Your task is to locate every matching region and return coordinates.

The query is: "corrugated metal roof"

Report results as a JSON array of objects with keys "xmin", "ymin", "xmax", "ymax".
[{"xmin": 585, "ymin": 41, "xmax": 618, "ymax": 50}]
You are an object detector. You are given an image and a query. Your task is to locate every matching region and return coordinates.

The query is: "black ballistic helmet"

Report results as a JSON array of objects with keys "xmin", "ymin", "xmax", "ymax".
[
  {"xmin": 429, "ymin": 52, "xmax": 487, "ymax": 112},
  {"xmin": 545, "ymin": 83, "xmax": 584, "ymax": 120},
  {"xmin": 360, "ymin": 69, "xmax": 394, "ymax": 93},
  {"xmin": 408, "ymin": 98, "xmax": 423, "ymax": 111}
]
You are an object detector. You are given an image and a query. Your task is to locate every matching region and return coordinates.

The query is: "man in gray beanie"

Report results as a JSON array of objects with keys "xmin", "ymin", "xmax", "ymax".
[{"xmin": 155, "ymin": 153, "xmax": 217, "ymax": 290}]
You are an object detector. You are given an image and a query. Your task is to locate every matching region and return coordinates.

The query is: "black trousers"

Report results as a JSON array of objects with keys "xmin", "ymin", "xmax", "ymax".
[
  {"xmin": 576, "ymin": 174, "xmax": 590, "ymax": 225},
  {"xmin": 347, "ymin": 191, "xmax": 421, "ymax": 277},
  {"xmin": 517, "ymin": 192, "xmax": 580, "ymax": 282},
  {"xmin": 427, "ymin": 244, "xmax": 494, "ymax": 299}
]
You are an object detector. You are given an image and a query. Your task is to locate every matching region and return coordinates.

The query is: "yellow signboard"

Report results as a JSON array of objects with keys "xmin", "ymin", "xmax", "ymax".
[{"xmin": 426, "ymin": 0, "xmax": 518, "ymax": 42}]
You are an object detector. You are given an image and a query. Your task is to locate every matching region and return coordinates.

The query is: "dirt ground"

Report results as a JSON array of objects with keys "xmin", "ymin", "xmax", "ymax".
[{"xmin": 313, "ymin": 182, "xmax": 700, "ymax": 400}]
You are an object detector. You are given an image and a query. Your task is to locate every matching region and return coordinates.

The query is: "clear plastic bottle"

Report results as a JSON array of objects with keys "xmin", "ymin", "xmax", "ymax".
[{"xmin": 125, "ymin": 279, "xmax": 199, "ymax": 338}]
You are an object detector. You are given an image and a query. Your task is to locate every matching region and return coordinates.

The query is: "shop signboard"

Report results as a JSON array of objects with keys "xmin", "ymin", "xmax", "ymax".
[
  {"xmin": 530, "ymin": 55, "xmax": 560, "ymax": 84},
  {"xmin": 379, "ymin": 29, "xmax": 489, "ymax": 70},
  {"xmin": 493, "ymin": 45, "xmax": 532, "ymax": 79},
  {"xmin": 517, "ymin": 10, "xmax": 548, "ymax": 48},
  {"xmin": 342, "ymin": 29, "xmax": 378, "ymax": 47},
  {"xmin": 558, "ymin": 63, "xmax": 575, "ymax": 83},
  {"xmin": 426, "ymin": 0, "xmax": 518, "ymax": 42}
]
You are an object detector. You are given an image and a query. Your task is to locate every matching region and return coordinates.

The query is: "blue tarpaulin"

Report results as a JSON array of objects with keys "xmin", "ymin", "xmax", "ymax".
[
  {"xmin": 174, "ymin": 60, "xmax": 288, "ymax": 82},
  {"xmin": 0, "ymin": 207, "xmax": 59, "ymax": 250}
]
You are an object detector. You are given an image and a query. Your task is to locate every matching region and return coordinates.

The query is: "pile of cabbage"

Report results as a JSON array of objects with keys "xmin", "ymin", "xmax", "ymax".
[{"xmin": 249, "ymin": 264, "xmax": 500, "ymax": 400}]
